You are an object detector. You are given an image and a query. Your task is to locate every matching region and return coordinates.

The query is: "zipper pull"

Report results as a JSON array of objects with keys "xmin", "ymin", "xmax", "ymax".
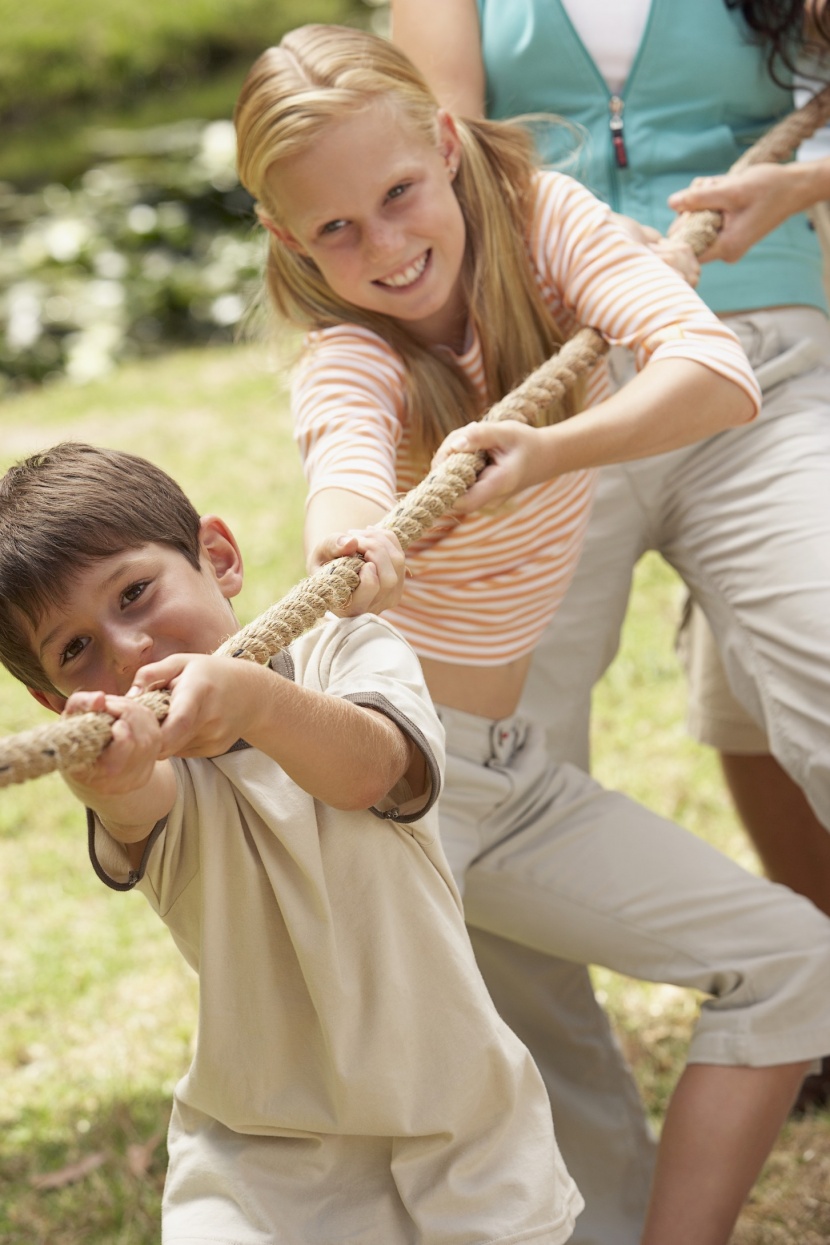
[{"xmin": 609, "ymin": 96, "xmax": 628, "ymax": 169}]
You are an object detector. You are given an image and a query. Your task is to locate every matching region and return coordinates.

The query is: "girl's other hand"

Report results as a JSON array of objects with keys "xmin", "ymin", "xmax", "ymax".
[
  {"xmin": 432, "ymin": 420, "xmax": 540, "ymax": 513},
  {"xmin": 609, "ymin": 211, "xmax": 699, "ymax": 285},
  {"xmin": 308, "ymin": 526, "xmax": 407, "ymax": 616}
]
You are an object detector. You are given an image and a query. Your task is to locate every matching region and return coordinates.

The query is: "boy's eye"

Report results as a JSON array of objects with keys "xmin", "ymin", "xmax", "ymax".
[
  {"xmin": 386, "ymin": 183, "xmax": 409, "ymax": 202},
  {"xmin": 121, "ymin": 580, "xmax": 148, "ymax": 607},
  {"xmin": 60, "ymin": 636, "xmax": 88, "ymax": 666}
]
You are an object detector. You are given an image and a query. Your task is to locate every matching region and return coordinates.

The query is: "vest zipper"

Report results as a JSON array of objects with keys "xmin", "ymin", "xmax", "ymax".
[{"xmin": 609, "ymin": 96, "xmax": 628, "ymax": 168}]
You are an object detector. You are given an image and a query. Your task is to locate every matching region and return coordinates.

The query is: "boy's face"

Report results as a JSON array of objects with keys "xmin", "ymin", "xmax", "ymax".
[{"xmin": 26, "ymin": 516, "xmax": 242, "ymax": 705}]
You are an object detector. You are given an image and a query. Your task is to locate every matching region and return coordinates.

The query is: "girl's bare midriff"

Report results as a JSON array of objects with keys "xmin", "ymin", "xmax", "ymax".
[{"xmin": 420, "ymin": 652, "xmax": 533, "ymax": 720}]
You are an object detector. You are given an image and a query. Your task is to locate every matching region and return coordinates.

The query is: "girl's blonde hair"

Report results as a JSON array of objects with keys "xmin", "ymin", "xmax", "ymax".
[{"xmin": 235, "ymin": 24, "xmax": 580, "ymax": 463}]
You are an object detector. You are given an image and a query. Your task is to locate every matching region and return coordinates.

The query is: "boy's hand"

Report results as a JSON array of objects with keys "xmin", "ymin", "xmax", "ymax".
[
  {"xmin": 129, "ymin": 653, "xmax": 257, "ymax": 758},
  {"xmin": 307, "ymin": 526, "xmax": 406, "ymax": 615},
  {"xmin": 62, "ymin": 690, "xmax": 163, "ymax": 799},
  {"xmin": 432, "ymin": 420, "xmax": 541, "ymax": 513}
]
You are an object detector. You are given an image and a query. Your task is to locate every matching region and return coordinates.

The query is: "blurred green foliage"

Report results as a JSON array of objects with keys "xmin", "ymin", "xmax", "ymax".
[{"xmin": 0, "ymin": 0, "xmax": 370, "ymax": 123}]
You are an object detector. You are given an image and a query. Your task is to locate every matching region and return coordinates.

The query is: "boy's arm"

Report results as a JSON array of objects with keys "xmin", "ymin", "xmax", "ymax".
[
  {"xmin": 130, "ymin": 653, "xmax": 421, "ymax": 812},
  {"xmin": 62, "ymin": 690, "xmax": 177, "ymax": 865}
]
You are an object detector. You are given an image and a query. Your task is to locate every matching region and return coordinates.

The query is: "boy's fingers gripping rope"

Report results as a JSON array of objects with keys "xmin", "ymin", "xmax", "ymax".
[{"xmin": 1, "ymin": 85, "xmax": 829, "ymax": 787}]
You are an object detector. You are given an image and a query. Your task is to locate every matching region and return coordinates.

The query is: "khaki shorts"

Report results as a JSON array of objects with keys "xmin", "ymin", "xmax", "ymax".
[
  {"xmin": 677, "ymin": 598, "xmax": 769, "ymax": 754},
  {"xmin": 810, "ymin": 200, "xmax": 830, "ymax": 305}
]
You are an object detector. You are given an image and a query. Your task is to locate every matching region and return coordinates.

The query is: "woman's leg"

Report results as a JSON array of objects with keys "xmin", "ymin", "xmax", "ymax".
[{"xmin": 641, "ymin": 1061, "xmax": 809, "ymax": 1245}]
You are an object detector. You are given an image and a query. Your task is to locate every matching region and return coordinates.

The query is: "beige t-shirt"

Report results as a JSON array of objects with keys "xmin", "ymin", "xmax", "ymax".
[{"xmin": 90, "ymin": 614, "xmax": 581, "ymax": 1244}]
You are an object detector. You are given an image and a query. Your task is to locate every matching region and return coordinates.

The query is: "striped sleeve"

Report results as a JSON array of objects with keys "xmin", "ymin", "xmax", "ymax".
[
  {"xmin": 292, "ymin": 326, "xmax": 409, "ymax": 511},
  {"xmin": 531, "ymin": 172, "xmax": 762, "ymax": 416}
]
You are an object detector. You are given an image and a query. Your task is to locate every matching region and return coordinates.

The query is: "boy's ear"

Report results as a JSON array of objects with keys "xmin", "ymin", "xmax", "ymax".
[
  {"xmin": 256, "ymin": 207, "xmax": 307, "ymax": 254},
  {"xmin": 28, "ymin": 686, "xmax": 67, "ymax": 715},
  {"xmin": 198, "ymin": 515, "xmax": 244, "ymax": 601}
]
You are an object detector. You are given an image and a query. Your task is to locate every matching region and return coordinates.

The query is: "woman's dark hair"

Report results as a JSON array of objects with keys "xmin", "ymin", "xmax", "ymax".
[{"xmin": 727, "ymin": 2, "xmax": 830, "ymax": 84}]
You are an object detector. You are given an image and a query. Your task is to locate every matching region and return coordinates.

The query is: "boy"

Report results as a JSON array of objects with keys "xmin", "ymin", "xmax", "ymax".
[{"xmin": 0, "ymin": 443, "xmax": 582, "ymax": 1245}]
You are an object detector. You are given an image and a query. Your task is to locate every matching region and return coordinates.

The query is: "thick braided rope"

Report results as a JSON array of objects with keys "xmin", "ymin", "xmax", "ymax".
[{"xmin": 2, "ymin": 84, "xmax": 829, "ymax": 788}]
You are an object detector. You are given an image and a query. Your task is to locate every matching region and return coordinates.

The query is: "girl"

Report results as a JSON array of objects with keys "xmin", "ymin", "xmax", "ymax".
[
  {"xmin": 392, "ymin": 1, "xmax": 830, "ymax": 1236},
  {"xmin": 234, "ymin": 25, "xmax": 830, "ymax": 1245}
]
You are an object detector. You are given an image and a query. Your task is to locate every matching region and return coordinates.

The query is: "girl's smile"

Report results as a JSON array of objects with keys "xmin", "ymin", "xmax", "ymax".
[{"xmin": 267, "ymin": 102, "xmax": 468, "ymax": 347}]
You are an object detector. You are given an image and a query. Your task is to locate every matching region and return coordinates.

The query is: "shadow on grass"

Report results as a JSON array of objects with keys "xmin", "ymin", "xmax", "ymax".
[{"xmin": 0, "ymin": 1090, "xmax": 170, "ymax": 1245}]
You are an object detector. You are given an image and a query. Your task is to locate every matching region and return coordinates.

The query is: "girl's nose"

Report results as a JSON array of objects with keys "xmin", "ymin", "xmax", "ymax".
[{"xmin": 365, "ymin": 218, "xmax": 403, "ymax": 261}]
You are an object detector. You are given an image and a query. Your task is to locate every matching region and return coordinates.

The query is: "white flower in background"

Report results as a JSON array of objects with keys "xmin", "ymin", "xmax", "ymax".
[
  {"xmin": 43, "ymin": 217, "xmax": 91, "ymax": 262},
  {"xmin": 5, "ymin": 283, "xmax": 43, "ymax": 351},
  {"xmin": 199, "ymin": 120, "xmax": 238, "ymax": 191},
  {"xmin": 65, "ymin": 322, "xmax": 123, "ymax": 383}
]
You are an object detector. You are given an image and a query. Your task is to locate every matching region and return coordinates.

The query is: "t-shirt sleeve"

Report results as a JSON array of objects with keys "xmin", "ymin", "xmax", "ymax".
[
  {"xmin": 87, "ymin": 763, "xmax": 199, "ymax": 914},
  {"xmin": 298, "ymin": 614, "xmax": 445, "ymax": 823},
  {"xmin": 292, "ymin": 326, "xmax": 410, "ymax": 510},
  {"xmin": 531, "ymin": 171, "xmax": 761, "ymax": 414}
]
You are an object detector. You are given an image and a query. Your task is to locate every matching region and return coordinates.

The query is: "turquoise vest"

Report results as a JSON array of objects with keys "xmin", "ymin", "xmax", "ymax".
[{"xmin": 478, "ymin": 0, "xmax": 826, "ymax": 312}]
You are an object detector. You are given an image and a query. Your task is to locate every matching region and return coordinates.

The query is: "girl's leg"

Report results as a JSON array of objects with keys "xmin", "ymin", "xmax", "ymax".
[
  {"xmin": 470, "ymin": 929, "xmax": 655, "ymax": 1245},
  {"xmin": 641, "ymin": 1061, "xmax": 810, "ymax": 1245},
  {"xmin": 453, "ymin": 731, "xmax": 830, "ymax": 1245}
]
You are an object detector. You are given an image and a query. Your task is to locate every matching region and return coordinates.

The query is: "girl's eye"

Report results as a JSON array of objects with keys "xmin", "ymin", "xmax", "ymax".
[
  {"xmin": 60, "ymin": 636, "xmax": 88, "ymax": 667},
  {"xmin": 320, "ymin": 219, "xmax": 348, "ymax": 237},
  {"xmin": 386, "ymin": 183, "xmax": 409, "ymax": 202},
  {"xmin": 121, "ymin": 580, "xmax": 148, "ymax": 607}
]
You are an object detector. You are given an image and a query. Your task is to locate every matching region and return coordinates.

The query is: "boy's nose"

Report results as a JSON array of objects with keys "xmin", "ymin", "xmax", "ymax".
[{"xmin": 110, "ymin": 628, "xmax": 153, "ymax": 689}]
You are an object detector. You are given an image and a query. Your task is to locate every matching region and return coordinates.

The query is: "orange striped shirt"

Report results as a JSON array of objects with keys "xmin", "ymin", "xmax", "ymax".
[{"xmin": 293, "ymin": 172, "xmax": 760, "ymax": 665}]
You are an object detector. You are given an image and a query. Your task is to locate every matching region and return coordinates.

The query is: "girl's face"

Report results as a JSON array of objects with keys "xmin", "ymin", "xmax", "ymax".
[{"xmin": 267, "ymin": 101, "xmax": 468, "ymax": 348}]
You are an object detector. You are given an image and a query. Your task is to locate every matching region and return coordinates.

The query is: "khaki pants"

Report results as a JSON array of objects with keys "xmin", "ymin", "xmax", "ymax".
[{"xmin": 437, "ymin": 705, "xmax": 830, "ymax": 1245}]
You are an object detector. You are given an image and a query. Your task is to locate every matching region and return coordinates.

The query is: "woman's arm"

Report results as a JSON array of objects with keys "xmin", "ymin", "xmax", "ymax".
[{"xmin": 390, "ymin": 0, "xmax": 486, "ymax": 116}]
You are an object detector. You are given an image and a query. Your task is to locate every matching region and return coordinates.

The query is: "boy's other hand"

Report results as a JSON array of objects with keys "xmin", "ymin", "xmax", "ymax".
[
  {"xmin": 308, "ymin": 526, "xmax": 406, "ymax": 616},
  {"xmin": 62, "ymin": 690, "xmax": 163, "ymax": 798}
]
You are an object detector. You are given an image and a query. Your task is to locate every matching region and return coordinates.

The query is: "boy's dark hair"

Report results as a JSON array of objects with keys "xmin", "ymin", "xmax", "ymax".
[{"xmin": 0, "ymin": 443, "xmax": 202, "ymax": 693}]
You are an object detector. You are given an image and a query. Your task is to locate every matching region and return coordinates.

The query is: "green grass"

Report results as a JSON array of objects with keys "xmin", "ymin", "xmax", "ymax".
[{"xmin": 0, "ymin": 348, "xmax": 827, "ymax": 1241}]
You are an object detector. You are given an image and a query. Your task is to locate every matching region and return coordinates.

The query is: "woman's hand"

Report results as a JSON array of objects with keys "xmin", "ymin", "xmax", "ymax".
[
  {"xmin": 307, "ymin": 525, "xmax": 407, "ymax": 616},
  {"xmin": 667, "ymin": 163, "xmax": 814, "ymax": 263}
]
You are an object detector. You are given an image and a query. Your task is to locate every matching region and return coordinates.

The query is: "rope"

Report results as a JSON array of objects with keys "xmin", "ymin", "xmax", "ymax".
[{"xmin": 2, "ymin": 83, "xmax": 829, "ymax": 788}]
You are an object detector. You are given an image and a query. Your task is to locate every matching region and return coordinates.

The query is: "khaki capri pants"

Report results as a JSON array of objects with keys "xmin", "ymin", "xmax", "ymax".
[{"xmin": 440, "ymin": 704, "xmax": 830, "ymax": 1245}]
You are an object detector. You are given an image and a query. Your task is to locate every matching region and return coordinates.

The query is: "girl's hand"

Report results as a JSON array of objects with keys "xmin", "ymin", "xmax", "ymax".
[
  {"xmin": 62, "ymin": 690, "xmax": 163, "ymax": 798},
  {"xmin": 432, "ymin": 420, "xmax": 541, "ymax": 513},
  {"xmin": 307, "ymin": 526, "xmax": 406, "ymax": 616},
  {"xmin": 610, "ymin": 211, "xmax": 700, "ymax": 286},
  {"xmin": 667, "ymin": 163, "xmax": 806, "ymax": 263}
]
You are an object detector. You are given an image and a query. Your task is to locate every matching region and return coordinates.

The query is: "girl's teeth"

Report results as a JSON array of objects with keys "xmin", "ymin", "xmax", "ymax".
[{"xmin": 379, "ymin": 253, "xmax": 428, "ymax": 288}]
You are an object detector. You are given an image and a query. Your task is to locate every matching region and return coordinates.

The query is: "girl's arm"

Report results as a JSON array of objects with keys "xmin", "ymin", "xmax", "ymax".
[
  {"xmin": 667, "ymin": 158, "xmax": 830, "ymax": 263},
  {"xmin": 434, "ymin": 357, "xmax": 756, "ymax": 514},
  {"xmin": 390, "ymin": 0, "xmax": 486, "ymax": 117}
]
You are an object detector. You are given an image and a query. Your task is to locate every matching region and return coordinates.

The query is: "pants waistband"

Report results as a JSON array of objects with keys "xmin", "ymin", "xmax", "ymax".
[{"xmin": 436, "ymin": 702, "xmax": 529, "ymax": 766}]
